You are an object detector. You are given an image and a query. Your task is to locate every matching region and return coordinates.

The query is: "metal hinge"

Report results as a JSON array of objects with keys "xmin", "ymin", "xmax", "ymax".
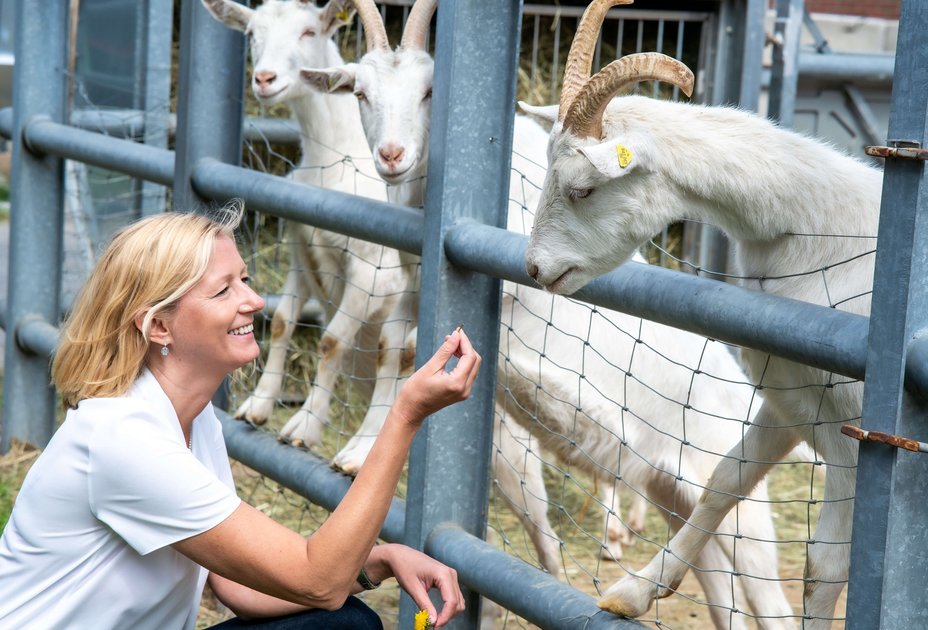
[
  {"xmin": 864, "ymin": 140, "xmax": 928, "ymax": 161},
  {"xmin": 841, "ymin": 424, "xmax": 928, "ymax": 453}
]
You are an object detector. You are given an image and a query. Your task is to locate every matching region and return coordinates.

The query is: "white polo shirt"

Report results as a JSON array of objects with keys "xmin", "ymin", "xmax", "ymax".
[{"xmin": 0, "ymin": 369, "xmax": 242, "ymax": 630}]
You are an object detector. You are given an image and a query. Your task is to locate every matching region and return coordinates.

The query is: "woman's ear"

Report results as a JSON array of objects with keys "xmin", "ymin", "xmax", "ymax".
[{"xmin": 136, "ymin": 310, "xmax": 172, "ymax": 347}]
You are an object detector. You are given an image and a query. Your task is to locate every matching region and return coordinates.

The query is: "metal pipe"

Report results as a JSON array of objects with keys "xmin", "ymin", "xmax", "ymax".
[
  {"xmin": 798, "ymin": 52, "xmax": 895, "ymax": 84},
  {"xmin": 191, "ymin": 158, "xmax": 425, "ymax": 256},
  {"xmin": 172, "ymin": 0, "xmax": 246, "ymax": 213},
  {"xmin": 14, "ymin": 314, "xmax": 58, "ymax": 358},
  {"xmin": 218, "ymin": 411, "xmax": 406, "ymax": 543},
  {"xmin": 426, "ymin": 524, "xmax": 646, "ymax": 630},
  {"xmin": 904, "ymin": 334, "xmax": 928, "ymax": 402},
  {"xmin": 2, "ymin": 0, "xmax": 69, "ymax": 452},
  {"xmin": 0, "ymin": 106, "xmax": 321, "ymax": 148},
  {"xmin": 21, "ymin": 116, "xmax": 175, "ymax": 186},
  {"xmin": 401, "ymin": 1, "xmax": 522, "ymax": 626},
  {"xmin": 445, "ymin": 221, "xmax": 874, "ymax": 383}
]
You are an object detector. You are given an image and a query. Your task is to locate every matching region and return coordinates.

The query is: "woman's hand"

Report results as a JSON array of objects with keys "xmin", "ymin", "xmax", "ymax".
[
  {"xmin": 368, "ymin": 544, "xmax": 465, "ymax": 628},
  {"xmin": 392, "ymin": 328, "xmax": 481, "ymax": 427}
]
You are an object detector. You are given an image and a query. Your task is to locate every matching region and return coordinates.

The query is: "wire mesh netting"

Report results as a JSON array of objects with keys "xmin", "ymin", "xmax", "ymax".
[{"xmin": 45, "ymin": 2, "xmax": 887, "ymax": 629}]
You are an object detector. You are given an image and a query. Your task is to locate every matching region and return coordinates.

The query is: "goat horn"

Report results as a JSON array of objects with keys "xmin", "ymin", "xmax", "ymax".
[
  {"xmin": 560, "ymin": 0, "xmax": 633, "ymax": 122},
  {"xmin": 564, "ymin": 52, "xmax": 695, "ymax": 139},
  {"xmin": 400, "ymin": 0, "xmax": 438, "ymax": 51},
  {"xmin": 349, "ymin": 0, "xmax": 389, "ymax": 52}
]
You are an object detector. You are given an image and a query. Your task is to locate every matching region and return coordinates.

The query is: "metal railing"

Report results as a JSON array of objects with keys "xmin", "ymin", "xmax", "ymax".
[{"xmin": 3, "ymin": 1, "xmax": 927, "ymax": 628}]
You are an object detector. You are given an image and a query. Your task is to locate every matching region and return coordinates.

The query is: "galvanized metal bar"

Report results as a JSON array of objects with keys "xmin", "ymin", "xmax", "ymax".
[
  {"xmin": 425, "ymin": 524, "xmax": 645, "ymax": 630},
  {"xmin": 904, "ymin": 334, "xmax": 928, "ymax": 402},
  {"xmin": 218, "ymin": 412, "xmax": 406, "ymax": 543},
  {"xmin": 4, "ymin": 107, "xmax": 305, "ymax": 147},
  {"xmin": 767, "ymin": 0, "xmax": 804, "ymax": 127},
  {"xmin": 13, "ymin": 315, "xmax": 59, "ymax": 360},
  {"xmin": 22, "ymin": 117, "xmax": 175, "ymax": 186},
  {"xmin": 445, "ymin": 221, "xmax": 875, "ymax": 385},
  {"xmin": 191, "ymin": 159, "xmax": 424, "ymax": 256},
  {"xmin": 401, "ymin": 2, "xmax": 523, "ymax": 627},
  {"xmin": 738, "ymin": 0, "xmax": 767, "ymax": 111},
  {"xmin": 139, "ymin": 0, "xmax": 174, "ymax": 216},
  {"xmin": 172, "ymin": 0, "xmax": 245, "ymax": 212},
  {"xmin": 1, "ymin": 0, "xmax": 69, "ymax": 452},
  {"xmin": 801, "ymin": 9, "xmax": 884, "ymax": 146},
  {"xmin": 798, "ymin": 52, "xmax": 895, "ymax": 84},
  {"xmin": 847, "ymin": 1, "xmax": 928, "ymax": 627}
]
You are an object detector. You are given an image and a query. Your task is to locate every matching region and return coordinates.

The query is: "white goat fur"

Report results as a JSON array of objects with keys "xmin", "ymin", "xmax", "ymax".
[
  {"xmin": 203, "ymin": 0, "xmax": 409, "ymax": 447},
  {"xmin": 522, "ymin": 94, "xmax": 881, "ymax": 628},
  {"xmin": 302, "ymin": 25, "xmax": 799, "ymax": 628}
]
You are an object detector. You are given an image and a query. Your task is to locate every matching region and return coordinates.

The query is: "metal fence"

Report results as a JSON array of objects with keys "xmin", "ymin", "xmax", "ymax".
[{"xmin": 2, "ymin": 0, "xmax": 928, "ymax": 629}]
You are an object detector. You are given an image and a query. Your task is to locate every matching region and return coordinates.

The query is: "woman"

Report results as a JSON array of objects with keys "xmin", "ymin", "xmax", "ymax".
[{"xmin": 0, "ymin": 206, "xmax": 480, "ymax": 629}]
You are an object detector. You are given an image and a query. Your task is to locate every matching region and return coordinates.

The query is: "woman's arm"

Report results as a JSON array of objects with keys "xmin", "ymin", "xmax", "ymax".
[
  {"xmin": 173, "ymin": 330, "xmax": 479, "ymax": 618},
  {"xmin": 206, "ymin": 573, "xmax": 317, "ymax": 620}
]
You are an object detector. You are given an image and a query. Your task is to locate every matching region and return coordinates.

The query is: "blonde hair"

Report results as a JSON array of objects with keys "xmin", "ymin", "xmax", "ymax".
[{"xmin": 52, "ymin": 204, "xmax": 244, "ymax": 408}]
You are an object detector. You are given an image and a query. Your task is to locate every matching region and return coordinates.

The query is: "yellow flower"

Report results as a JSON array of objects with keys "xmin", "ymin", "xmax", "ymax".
[{"xmin": 414, "ymin": 609, "xmax": 433, "ymax": 630}]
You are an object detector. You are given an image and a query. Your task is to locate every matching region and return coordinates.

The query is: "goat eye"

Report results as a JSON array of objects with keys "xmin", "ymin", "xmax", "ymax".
[
  {"xmin": 568, "ymin": 188, "xmax": 593, "ymax": 202},
  {"xmin": 354, "ymin": 90, "xmax": 367, "ymax": 103},
  {"xmin": 423, "ymin": 88, "xmax": 432, "ymax": 101},
  {"xmin": 301, "ymin": 28, "xmax": 316, "ymax": 39}
]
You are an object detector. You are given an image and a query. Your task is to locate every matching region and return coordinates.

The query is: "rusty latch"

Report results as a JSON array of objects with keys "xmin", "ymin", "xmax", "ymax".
[
  {"xmin": 864, "ymin": 140, "xmax": 928, "ymax": 161},
  {"xmin": 841, "ymin": 424, "xmax": 928, "ymax": 453}
]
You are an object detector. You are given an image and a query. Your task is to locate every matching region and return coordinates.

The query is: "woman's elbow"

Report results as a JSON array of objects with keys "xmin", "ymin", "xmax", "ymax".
[{"xmin": 298, "ymin": 580, "xmax": 353, "ymax": 611}]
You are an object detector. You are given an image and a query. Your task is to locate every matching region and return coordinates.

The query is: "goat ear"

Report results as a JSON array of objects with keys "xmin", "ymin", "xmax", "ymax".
[
  {"xmin": 320, "ymin": 0, "xmax": 356, "ymax": 33},
  {"xmin": 518, "ymin": 102, "xmax": 558, "ymax": 129},
  {"xmin": 300, "ymin": 65, "xmax": 357, "ymax": 94},
  {"xmin": 578, "ymin": 139, "xmax": 640, "ymax": 179},
  {"xmin": 200, "ymin": 0, "xmax": 253, "ymax": 32}
]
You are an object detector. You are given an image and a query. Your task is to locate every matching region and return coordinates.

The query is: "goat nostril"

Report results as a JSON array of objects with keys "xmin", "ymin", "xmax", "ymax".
[
  {"xmin": 526, "ymin": 262, "xmax": 538, "ymax": 280},
  {"xmin": 255, "ymin": 71, "xmax": 276, "ymax": 87},
  {"xmin": 378, "ymin": 146, "xmax": 404, "ymax": 166}
]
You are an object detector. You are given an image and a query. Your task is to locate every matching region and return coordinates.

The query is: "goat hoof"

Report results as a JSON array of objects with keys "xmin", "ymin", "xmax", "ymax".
[
  {"xmin": 233, "ymin": 396, "xmax": 274, "ymax": 425},
  {"xmin": 597, "ymin": 574, "xmax": 659, "ymax": 618}
]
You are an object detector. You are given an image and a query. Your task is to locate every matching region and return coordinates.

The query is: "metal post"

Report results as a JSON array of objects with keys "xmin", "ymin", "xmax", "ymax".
[
  {"xmin": 767, "ymin": 0, "xmax": 803, "ymax": 126},
  {"xmin": 139, "ymin": 0, "xmax": 174, "ymax": 217},
  {"xmin": 172, "ymin": 0, "xmax": 245, "ymax": 213},
  {"xmin": 401, "ymin": 1, "xmax": 523, "ymax": 627},
  {"xmin": 1, "ymin": 0, "xmax": 69, "ymax": 451},
  {"xmin": 173, "ymin": 0, "xmax": 246, "ymax": 410},
  {"xmin": 847, "ymin": 1, "xmax": 928, "ymax": 627},
  {"xmin": 738, "ymin": 0, "xmax": 767, "ymax": 112}
]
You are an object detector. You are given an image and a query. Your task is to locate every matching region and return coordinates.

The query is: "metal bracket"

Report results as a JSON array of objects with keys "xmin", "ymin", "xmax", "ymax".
[
  {"xmin": 864, "ymin": 140, "xmax": 928, "ymax": 161},
  {"xmin": 841, "ymin": 424, "xmax": 928, "ymax": 453}
]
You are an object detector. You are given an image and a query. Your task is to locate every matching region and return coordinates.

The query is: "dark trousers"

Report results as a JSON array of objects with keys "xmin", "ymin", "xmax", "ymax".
[{"xmin": 207, "ymin": 596, "xmax": 384, "ymax": 630}]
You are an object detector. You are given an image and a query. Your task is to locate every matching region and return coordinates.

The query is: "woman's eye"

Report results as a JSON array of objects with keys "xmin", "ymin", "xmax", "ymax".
[
  {"xmin": 215, "ymin": 286, "xmax": 230, "ymax": 297},
  {"xmin": 568, "ymin": 188, "xmax": 593, "ymax": 202}
]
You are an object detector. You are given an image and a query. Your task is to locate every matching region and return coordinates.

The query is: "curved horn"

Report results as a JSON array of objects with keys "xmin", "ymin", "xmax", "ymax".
[
  {"xmin": 560, "ymin": 0, "xmax": 633, "ymax": 121},
  {"xmin": 564, "ymin": 52, "xmax": 695, "ymax": 139},
  {"xmin": 350, "ymin": 0, "xmax": 389, "ymax": 52},
  {"xmin": 400, "ymin": 0, "xmax": 438, "ymax": 51}
]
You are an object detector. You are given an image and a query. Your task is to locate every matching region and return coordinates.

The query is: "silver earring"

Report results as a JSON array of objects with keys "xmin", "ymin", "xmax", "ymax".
[{"xmin": 160, "ymin": 344, "xmax": 169, "ymax": 357}]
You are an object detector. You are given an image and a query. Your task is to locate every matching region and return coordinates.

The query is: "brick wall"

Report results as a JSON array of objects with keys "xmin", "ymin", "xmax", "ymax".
[{"xmin": 794, "ymin": 1, "xmax": 900, "ymax": 19}]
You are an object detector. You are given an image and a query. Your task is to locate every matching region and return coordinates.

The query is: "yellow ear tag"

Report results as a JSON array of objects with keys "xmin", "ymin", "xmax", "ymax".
[
  {"xmin": 335, "ymin": 9, "xmax": 352, "ymax": 23},
  {"xmin": 616, "ymin": 144, "xmax": 633, "ymax": 169}
]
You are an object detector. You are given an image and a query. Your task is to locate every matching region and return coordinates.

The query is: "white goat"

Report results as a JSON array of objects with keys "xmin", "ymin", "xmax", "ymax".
[
  {"xmin": 205, "ymin": 0, "xmax": 563, "ymax": 588},
  {"xmin": 203, "ymin": 0, "xmax": 410, "ymax": 448},
  {"xmin": 300, "ymin": 2, "xmax": 798, "ymax": 626},
  {"xmin": 521, "ymin": 1, "xmax": 881, "ymax": 627}
]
